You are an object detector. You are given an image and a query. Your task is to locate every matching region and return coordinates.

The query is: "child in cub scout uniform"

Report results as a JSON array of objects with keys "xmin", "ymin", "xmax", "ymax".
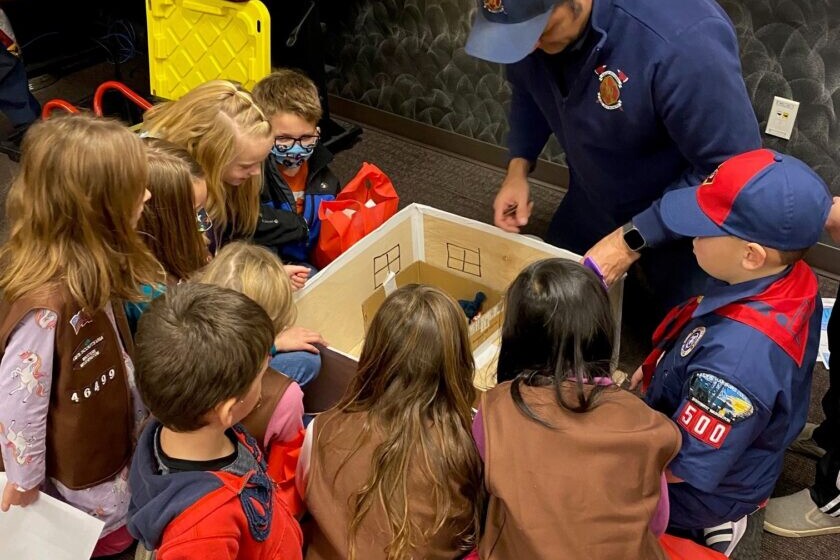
[
  {"xmin": 0, "ymin": 115, "xmax": 161, "ymax": 557},
  {"xmin": 0, "ymin": 9, "xmax": 40, "ymax": 129},
  {"xmin": 632, "ymin": 149, "xmax": 831, "ymax": 556},
  {"xmin": 127, "ymin": 284, "xmax": 302, "ymax": 560}
]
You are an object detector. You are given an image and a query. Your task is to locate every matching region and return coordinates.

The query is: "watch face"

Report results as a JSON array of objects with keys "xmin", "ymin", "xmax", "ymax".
[{"xmin": 624, "ymin": 227, "xmax": 645, "ymax": 251}]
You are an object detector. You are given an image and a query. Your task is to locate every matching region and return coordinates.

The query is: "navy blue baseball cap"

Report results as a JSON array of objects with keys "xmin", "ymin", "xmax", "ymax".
[
  {"xmin": 660, "ymin": 149, "xmax": 831, "ymax": 251},
  {"xmin": 465, "ymin": 0, "xmax": 558, "ymax": 64}
]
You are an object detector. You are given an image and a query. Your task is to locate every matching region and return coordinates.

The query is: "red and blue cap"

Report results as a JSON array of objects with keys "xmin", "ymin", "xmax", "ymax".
[
  {"xmin": 465, "ymin": 0, "xmax": 558, "ymax": 64},
  {"xmin": 660, "ymin": 149, "xmax": 831, "ymax": 251}
]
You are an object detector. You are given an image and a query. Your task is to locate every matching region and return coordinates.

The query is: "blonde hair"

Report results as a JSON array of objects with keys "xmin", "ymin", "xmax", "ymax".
[
  {"xmin": 139, "ymin": 138, "xmax": 209, "ymax": 281},
  {"xmin": 252, "ymin": 68, "xmax": 323, "ymax": 124},
  {"xmin": 196, "ymin": 242, "xmax": 295, "ymax": 333},
  {"xmin": 142, "ymin": 80, "xmax": 272, "ymax": 238},
  {"xmin": 0, "ymin": 114, "xmax": 162, "ymax": 311}
]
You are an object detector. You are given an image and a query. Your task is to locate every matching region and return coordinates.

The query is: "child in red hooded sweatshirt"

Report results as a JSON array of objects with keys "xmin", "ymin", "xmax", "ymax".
[{"xmin": 127, "ymin": 283, "xmax": 302, "ymax": 559}]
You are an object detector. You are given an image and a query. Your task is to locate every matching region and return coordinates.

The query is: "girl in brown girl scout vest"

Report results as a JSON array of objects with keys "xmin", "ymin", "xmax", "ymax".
[
  {"xmin": 476, "ymin": 259, "xmax": 682, "ymax": 560},
  {"xmin": 0, "ymin": 115, "xmax": 162, "ymax": 556},
  {"xmin": 197, "ymin": 241, "xmax": 312, "ymax": 517},
  {"xmin": 297, "ymin": 285, "xmax": 485, "ymax": 560}
]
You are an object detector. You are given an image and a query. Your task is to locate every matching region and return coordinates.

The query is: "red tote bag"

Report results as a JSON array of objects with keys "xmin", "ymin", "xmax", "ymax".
[{"xmin": 312, "ymin": 163, "xmax": 398, "ymax": 268}]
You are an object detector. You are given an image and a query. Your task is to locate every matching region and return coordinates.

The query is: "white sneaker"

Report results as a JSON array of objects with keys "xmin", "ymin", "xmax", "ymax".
[{"xmin": 764, "ymin": 489, "xmax": 840, "ymax": 537}]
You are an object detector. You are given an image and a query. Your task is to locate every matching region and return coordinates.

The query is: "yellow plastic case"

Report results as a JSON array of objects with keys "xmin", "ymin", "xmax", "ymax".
[{"xmin": 146, "ymin": 0, "xmax": 271, "ymax": 100}]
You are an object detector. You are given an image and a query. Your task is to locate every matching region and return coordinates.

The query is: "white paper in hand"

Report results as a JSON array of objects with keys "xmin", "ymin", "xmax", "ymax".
[{"xmin": 0, "ymin": 472, "xmax": 105, "ymax": 560}]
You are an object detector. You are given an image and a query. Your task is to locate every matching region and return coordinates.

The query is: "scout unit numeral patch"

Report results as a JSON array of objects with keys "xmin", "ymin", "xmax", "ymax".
[
  {"xmin": 678, "ymin": 372, "xmax": 754, "ymax": 449},
  {"xmin": 595, "ymin": 65, "xmax": 629, "ymax": 110}
]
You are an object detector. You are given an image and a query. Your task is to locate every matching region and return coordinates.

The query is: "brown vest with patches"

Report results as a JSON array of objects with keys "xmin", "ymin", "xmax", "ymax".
[
  {"xmin": 305, "ymin": 409, "xmax": 475, "ymax": 560},
  {"xmin": 479, "ymin": 382, "xmax": 681, "ymax": 560},
  {"xmin": 0, "ymin": 286, "xmax": 134, "ymax": 489},
  {"xmin": 240, "ymin": 367, "xmax": 293, "ymax": 449}
]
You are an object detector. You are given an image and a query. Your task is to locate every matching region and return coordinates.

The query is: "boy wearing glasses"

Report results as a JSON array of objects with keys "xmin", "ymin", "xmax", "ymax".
[{"xmin": 252, "ymin": 69, "xmax": 340, "ymax": 271}]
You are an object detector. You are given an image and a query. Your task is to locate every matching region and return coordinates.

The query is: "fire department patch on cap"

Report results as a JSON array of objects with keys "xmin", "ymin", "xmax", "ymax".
[
  {"xmin": 680, "ymin": 326, "xmax": 706, "ymax": 357},
  {"xmin": 483, "ymin": 0, "xmax": 505, "ymax": 14}
]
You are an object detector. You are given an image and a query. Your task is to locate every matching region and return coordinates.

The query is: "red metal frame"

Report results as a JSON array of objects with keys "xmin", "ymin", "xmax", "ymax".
[
  {"xmin": 92, "ymin": 81, "xmax": 152, "ymax": 116},
  {"xmin": 41, "ymin": 99, "xmax": 81, "ymax": 119}
]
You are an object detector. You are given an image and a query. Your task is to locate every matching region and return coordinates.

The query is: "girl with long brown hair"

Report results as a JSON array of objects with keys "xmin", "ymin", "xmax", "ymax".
[
  {"xmin": 138, "ymin": 137, "xmax": 211, "ymax": 282},
  {"xmin": 142, "ymin": 80, "xmax": 274, "ymax": 247},
  {"xmin": 0, "ymin": 114, "xmax": 162, "ymax": 557},
  {"xmin": 298, "ymin": 284, "xmax": 484, "ymax": 560}
]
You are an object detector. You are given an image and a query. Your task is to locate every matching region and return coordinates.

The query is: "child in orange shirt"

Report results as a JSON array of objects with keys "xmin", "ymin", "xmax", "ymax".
[{"xmin": 252, "ymin": 69, "xmax": 340, "ymax": 274}]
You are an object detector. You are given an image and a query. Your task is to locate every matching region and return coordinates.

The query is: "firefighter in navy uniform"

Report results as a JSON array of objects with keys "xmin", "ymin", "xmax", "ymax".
[{"xmin": 465, "ymin": 0, "xmax": 761, "ymax": 318}]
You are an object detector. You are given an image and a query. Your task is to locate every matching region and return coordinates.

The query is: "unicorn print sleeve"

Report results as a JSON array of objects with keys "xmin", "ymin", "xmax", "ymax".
[{"xmin": 0, "ymin": 309, "xmax": 56, "ymax": 491}]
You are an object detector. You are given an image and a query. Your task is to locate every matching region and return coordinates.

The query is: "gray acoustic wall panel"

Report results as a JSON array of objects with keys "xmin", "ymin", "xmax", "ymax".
[{"xmin": 326, "ymin": 0, "xmax": 839, "ymax": 188}]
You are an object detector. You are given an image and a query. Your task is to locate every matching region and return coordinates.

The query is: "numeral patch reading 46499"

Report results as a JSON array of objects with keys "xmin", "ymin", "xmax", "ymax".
[
  {"xmin": 677, "ymin": 401, "xmax": 731, "ymax": 449},
  {"xmin": 70, "ymin": 368, "xmax": 116, "ymax": 404}
]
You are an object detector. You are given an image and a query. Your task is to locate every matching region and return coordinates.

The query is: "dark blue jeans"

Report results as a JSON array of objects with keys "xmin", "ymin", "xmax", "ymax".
[
  {"xmin": 812, "ymin": 285, "xmax": 840, "ymax": 511},
  {"xmin": 269, "ymin": 350, "xmax": 321, "ymax": 387},
  {"xmin": 0, "ymin": 49, "xmax": 39, "ymax": 127}
]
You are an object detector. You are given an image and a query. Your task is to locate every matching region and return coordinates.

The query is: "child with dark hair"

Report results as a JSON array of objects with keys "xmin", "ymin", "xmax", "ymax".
[
  {"xmin": 126, "ymin": 283, "xmax": 302, "ymax": 559},
  {"xmin": 477, "ymin": 258, "xmax": 681, "ymax": 559}
]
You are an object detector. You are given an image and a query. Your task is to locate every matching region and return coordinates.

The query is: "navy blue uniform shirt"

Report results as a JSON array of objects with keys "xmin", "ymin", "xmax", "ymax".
[
  {"xmin": 645, "ymin": 267, "xmax": 821, "ymax": 529},
  {"xmin": 506, "ymin": 0, "xmax": 761, "ymax": 251}
]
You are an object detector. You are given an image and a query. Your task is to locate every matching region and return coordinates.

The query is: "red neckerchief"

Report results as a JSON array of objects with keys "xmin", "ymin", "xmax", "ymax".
[
  {"xmin": 716, "ymin": 260, "xmax": 816, "ymax": 367},
  {"xmin": 641, "ymin": 296, "xmax": 702, "ymax": 391},
  {"xmin": 641, "ymin": 261, "xmax": 817, "ymax": 391}
]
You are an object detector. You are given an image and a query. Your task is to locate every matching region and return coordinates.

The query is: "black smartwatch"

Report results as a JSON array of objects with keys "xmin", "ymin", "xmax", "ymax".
[{"xmin": 621, "ymin": 222, "xmax": 646, "ymax": 252}]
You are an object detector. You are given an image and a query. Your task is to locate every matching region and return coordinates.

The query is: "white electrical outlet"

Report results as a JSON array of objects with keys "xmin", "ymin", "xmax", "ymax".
[{"xmin": 765, "ymin": 96, "xmax": 800, "ymax": 140}]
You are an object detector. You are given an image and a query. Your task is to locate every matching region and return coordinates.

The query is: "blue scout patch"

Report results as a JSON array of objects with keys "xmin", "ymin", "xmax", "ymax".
[
  {"xmin": 680, "ymin": 326, "xmax": 706, "ymax": 357},
  {"xmin": 678, "ymin": 372, "xmax": 754, "ymax": 448},
  {"xmin": 688, "ymin": 372, "xmax": 755, "ymax": 423}
]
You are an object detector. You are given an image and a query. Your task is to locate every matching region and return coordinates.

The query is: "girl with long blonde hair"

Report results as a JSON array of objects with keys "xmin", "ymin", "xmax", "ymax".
[
  {"xmin": 198, "ymin": 241, "xmax": 324, "ymax": 387},
  {"xmin": 0, "ymin": 114, "xmax": 161, "ymax": 557},
  {"xmin": 142, "ymin": 80, "xmax": 273, "ymax": 246},
  {"xmin": 196, "ymin": 241, "xmax": 323, "ymax": 516},
  {"xmin": 298, "ymin": 284, "xmax": 485, "ymax": 560}
]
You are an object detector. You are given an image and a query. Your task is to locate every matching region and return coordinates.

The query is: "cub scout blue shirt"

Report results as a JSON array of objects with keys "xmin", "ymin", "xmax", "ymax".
[
  {"xmin": 505, "ymin": 0, "xmax": 761, "ymax": 250},
  {"xmin": 645, "ymin": 266, "xmax": 821, "ymax": 529}
]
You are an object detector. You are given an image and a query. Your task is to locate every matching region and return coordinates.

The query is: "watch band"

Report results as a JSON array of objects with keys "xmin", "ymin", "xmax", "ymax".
[{"xmin": 621, "ymin": 222, "xmax": 646, "ymax": 252}]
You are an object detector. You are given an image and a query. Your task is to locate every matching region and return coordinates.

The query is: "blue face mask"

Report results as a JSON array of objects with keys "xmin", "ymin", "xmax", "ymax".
[{"xmin": 271, "ymin": 143, "xmax": 315, "ymax": 169}]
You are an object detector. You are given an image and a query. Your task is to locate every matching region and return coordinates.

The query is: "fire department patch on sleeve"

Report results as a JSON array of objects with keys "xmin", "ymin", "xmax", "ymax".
[{"xmin": 677, "ymin": 372, "xmax": 755, "ymax": 449}]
